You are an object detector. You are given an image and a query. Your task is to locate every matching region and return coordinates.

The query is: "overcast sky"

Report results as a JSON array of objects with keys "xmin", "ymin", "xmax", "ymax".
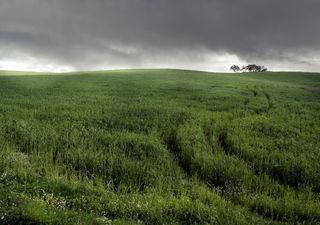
[{"xmin": 1, "ymin": 0, "xmax": 320, "ymax": 72}]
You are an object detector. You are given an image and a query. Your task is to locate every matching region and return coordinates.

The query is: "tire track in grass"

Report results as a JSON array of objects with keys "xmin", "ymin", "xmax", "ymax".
[
  {"xmin": 163, "ymin": 133, "xmax": 278, "ymax": 225},
  {"xmin": 169, "ymin": 120, "xmax": 320, "ymax": 223},
  {"xmin": 166, "ymin": 131, "xmax": 193, "ymax": 177},
  {"xmin": 246, "ymin": 85, "xmax": 273, "ymax": 114},
  {"xmin": 215, "ymin": 127, "xmax": 319, "ymax": 192},
  {"xmin": 214, "ymin": 130, "xmax": 320, "ymax": 223},
  {"xmin": 163, "ymin": 108, "xmax": 319, "ymax": 223},
  {"xmin": 262, "ymin": 90, "xmax": 273, "ymax": 110},
  {"xmin": 164, "ymin": 127, "xmax": 288, "ymax": 224}
]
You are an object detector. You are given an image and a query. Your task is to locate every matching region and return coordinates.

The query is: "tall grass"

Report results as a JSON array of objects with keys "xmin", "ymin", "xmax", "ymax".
[{"xmin": 0, "ymin": 69, "xmax": 319, "ymax": 224}]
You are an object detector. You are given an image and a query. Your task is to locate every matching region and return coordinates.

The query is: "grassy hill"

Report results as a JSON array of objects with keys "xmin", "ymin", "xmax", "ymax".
[{"xmin": 0, "ymin": 69, "xmax": 319, "ymax": 224}]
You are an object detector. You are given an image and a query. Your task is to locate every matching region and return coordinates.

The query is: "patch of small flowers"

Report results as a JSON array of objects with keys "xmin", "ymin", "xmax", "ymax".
[
  {"xmin": 94, "ymin": 216, "xmax": 113, "ymax": 225},
  {"xmin": 34, "ymin": 190, "xmax": 66, "ymax": 209}
]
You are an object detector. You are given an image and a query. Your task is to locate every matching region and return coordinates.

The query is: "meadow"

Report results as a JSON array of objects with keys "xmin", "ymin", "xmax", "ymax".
[{"xmin": 0, "ymin": 69, "xmax": 319, "ymax": 224}]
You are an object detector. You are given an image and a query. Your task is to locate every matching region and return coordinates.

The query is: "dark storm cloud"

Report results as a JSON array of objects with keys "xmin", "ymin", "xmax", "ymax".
[{"xmin": 0, "ymin": 0, "xmax": 320, "ymax": 71}]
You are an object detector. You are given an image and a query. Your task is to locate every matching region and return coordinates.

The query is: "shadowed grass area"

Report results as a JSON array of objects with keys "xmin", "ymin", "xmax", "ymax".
[{"xmin": 0, "ymin": 69, "xmax": 319, "ymax": 224}]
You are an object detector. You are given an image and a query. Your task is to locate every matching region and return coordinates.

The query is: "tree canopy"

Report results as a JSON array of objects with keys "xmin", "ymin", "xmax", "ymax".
[{"xmin": 230, "ymin": 64, "xmax": 267, "ymax": 73}]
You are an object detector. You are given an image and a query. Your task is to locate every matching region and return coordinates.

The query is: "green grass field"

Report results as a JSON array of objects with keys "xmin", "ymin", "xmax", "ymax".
[{"xmin": 0, "ymin": 69, "xmax": 319, "ymax": 224}]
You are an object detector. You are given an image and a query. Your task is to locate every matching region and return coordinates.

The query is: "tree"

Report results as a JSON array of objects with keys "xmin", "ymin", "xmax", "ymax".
[
  {"xmin": 230, "ymin": 65, "xmax": 240, "ymax": 72},
  {"xmin": 230, "ymin": 64, "xmax": 268, "ymax": 73},
  {"xmin": 246, "ymin": 64, "xmax": 259, "ymax": 72},
  {"xmin": 242, "ymin": 64, "xmax": 268, "ymax": 72}
]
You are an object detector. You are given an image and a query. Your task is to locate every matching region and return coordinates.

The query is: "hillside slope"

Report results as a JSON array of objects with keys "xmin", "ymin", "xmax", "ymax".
[{"xmin": 0, "ymin": 69, "xmax": 320, "ymax": 224}]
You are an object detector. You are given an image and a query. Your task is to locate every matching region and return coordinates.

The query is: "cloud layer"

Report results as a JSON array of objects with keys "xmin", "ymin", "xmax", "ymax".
[{"xmin": 1, "ymin": 0, "xmax": 320, "ymax": 72}]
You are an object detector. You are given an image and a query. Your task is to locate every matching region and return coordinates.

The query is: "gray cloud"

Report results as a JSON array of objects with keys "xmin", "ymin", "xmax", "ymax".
[{"xmin": 0, "ymin": 0, "xmax": 320, "ymax": 71}]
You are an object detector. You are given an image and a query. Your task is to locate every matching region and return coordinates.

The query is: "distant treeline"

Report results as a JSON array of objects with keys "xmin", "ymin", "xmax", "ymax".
[{"xmin": 230, "ymin": 64, "xmax": 268, "ymax": 72}]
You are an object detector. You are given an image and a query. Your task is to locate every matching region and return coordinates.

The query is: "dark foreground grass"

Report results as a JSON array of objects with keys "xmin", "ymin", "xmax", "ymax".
[{"xmin": 0, "ymin": 69, "xmax": 319, "ymax": 224}]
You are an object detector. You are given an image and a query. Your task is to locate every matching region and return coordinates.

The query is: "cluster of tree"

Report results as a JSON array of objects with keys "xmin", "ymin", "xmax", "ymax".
[{"xmin": 230, "ymin": 64, "xmax": 268, "ymax": 72}]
